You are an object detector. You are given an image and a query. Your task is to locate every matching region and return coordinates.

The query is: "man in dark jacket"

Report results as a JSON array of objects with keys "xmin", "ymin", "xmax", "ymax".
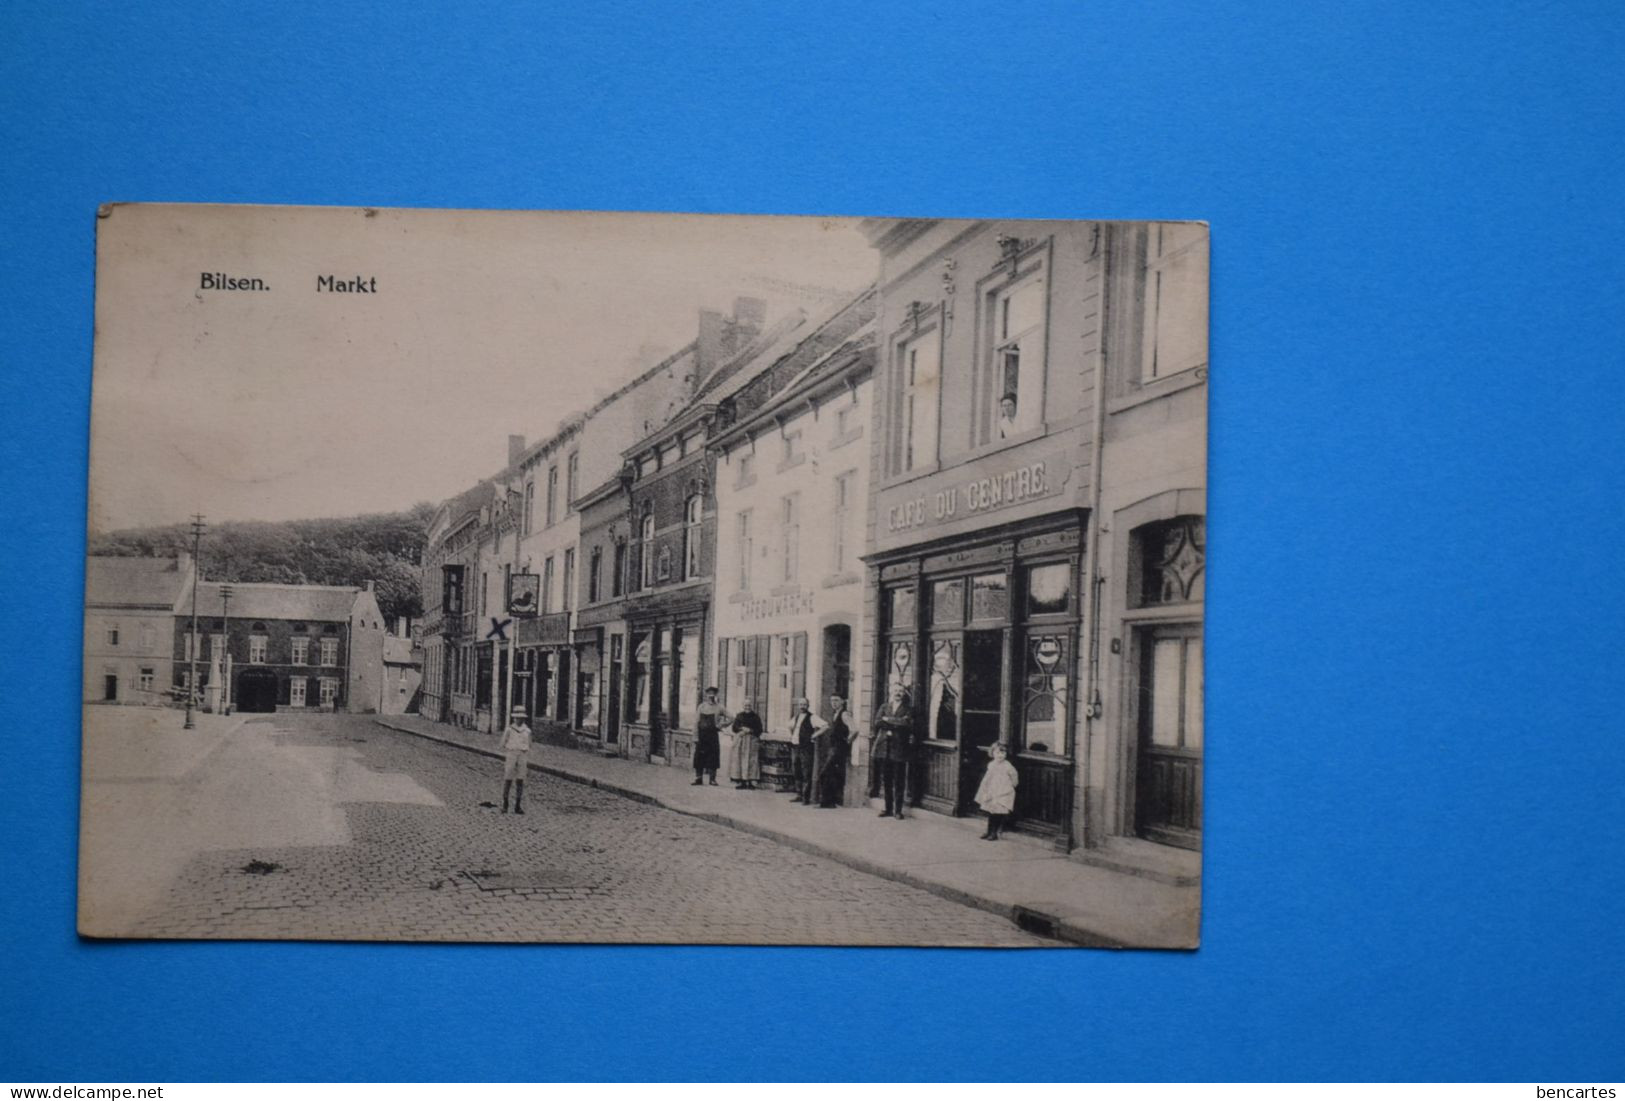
[
  {"xmin": 872, "ymin": 683, "xmax": 916, "ymax": 819},
  {"xmin": 788, "ymin": 697, "xmax": 820, "ymax": 804}
]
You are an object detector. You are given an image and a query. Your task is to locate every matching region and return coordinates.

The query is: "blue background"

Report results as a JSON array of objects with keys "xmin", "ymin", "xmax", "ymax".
[{"xmin": 4, "ymin": 0, "xmax": 1622, "ymax": 1082}]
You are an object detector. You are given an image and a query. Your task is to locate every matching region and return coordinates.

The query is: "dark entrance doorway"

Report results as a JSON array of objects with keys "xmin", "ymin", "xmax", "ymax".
[
  {"xmin": 1135, "ymin": 623, "xmax": 1203, "ymax": 849},
  {"xmin": 819, "ymin": 624, "xmax": 851, "ymax": 706},
  {"xmin": 956, "ymin": 630, "xmax": 1004, "ymax": 813},
  {"xmin": 103, "ymin": 674, "xmax": 118, "ymax": 702},
  {"xmin": 236, "ymin": 667, "xmax": 280, "ymax": 713}
]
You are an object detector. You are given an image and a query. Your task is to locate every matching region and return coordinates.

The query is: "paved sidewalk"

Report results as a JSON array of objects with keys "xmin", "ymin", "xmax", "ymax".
[{"xmin": 374, "ymin": 714, "xmax": 1200, "ymax": 948}]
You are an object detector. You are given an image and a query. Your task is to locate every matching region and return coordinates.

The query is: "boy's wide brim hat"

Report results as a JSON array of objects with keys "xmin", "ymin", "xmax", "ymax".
[{"xmin": 512, "ymin": 709, "xmax": 528, "ymax": 718}]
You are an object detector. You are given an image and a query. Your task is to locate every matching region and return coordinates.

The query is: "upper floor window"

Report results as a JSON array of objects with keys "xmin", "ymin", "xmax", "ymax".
[
  {"xmin": 105, "ymin": 624, "xmax": 119, "ymax": 646},
  {"xmin": 989, "ymin": 268, "xmax": 1047, "ymax": 442},
  {"xmin": 562, "ymin": 548, "xmax": 576, "ymax": 612},
  {"xmin": 545, "ymin": 466, "xmax": 559, "ymax": 526},
  {"xmin": 1134, "ymin": 515, "xmax": 1206, "ymax": 607},
  {"xmin": 524, "ymin": 480, "xmax": 535, "ymax": 534},
  {"xmin": 612, "ymin": 540, "xmax": 627, "ymax": 598},
  {"xmin": 442, "ymin": 564, "xmax": 465, "ymax": 615},
  {"xmin": 736, "ymin": 510, "xmax": 753, "ymax": 593},
  {"xmin": 565, "ymin": 452, "xmax": 579, "ymax": 512},
  {"xmin": 588, "ymin": 546, "xmax": 603, "ymax": 604},
  {"xmin": 1141, "ymin": 223, "xmax": 1209, "ymax": 383},
  {"xmin": 780, "ymin": 429, "xmax": 804, "ymax": 470},
  {"xmin": 542, "ymin": 556, "xmax": 556, "ymax": 614},
  {"xmin": 291, "ymin": 637, "xmax": 309, "ymax": 665},
  {"xmin": 894, "ymin": 327, "xmax": 940, "ymax": 474},
  {"xmin": 248, "ymin": 634, "xmax": 268, "ymax": 664},
  {"xmin": 780, "ymin": 495, "xmax": 800, "ymax": 584},
  {"xmin": 320, "ymin": 638, "xmax": 339, "ymax": 666},
  {"xmin": 640, "ymin": 513, "xmax": 656, "ymax": 590},
  {"xmin": 735, "ymin": 451, "xmax": 755, "ymax": 488},
  {"xmin": 832, "ymin": 470, "xmax": 856, "ymax": 573},
  {"xmin": 683, "ymin": 495, "xmax": 703, "ymax": 579}
]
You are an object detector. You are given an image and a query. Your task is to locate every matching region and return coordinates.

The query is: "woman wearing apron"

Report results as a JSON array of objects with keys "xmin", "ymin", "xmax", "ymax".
[{"xmin": 693, "ymin": 686, "xmax": 728, "ymax": 786}]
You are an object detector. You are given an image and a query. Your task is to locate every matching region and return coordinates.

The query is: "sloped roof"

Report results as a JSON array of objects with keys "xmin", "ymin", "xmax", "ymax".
[
  {"xmin": 383, "ymin": 636, "xmax": 419, "ymax": 665},
  {"xmin": 186, "ymin": 581, "xmax": 361, "ymax": 622},
  {"xmin": 85, "ymin": 556, "xmax": 193, "ymax": 609}
]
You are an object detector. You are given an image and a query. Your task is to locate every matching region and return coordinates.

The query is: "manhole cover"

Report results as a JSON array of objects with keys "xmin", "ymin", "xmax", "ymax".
[{"xmin": 461, "ymin": 869, "xmax": 585, "ymax": 891}]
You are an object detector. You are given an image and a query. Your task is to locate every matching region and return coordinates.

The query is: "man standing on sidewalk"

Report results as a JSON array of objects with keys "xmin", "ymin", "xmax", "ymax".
[
  {"xmin": 873, "ymin": 683, "xmax": 916, "ymax": 819},
  {"xmin": 499, "ymin": 706, "xmax": 532, "ymax": 814},
  {"xmin": 788, "ymin": 697, "xmax": 821, "ymax": 804}
]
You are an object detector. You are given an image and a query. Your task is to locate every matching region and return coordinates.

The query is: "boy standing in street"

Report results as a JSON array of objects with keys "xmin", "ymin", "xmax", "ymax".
[{"xmin": 500, "ymin": 707, "xmax": 533, "ymax": 814}]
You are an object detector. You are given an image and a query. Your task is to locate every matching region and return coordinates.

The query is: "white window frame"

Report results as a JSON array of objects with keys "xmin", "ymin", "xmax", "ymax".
[
  {"xmin": 318, "ymin": 677, "xmax": 337, "ymax": 706},
  {"xmin": 248, "ymin": 634, "xmax": 268, "ymax": 664},
  {"xmin": 290, "ymin": 677, "xmax": 307, "ymax": 707},
  {"xmin": 895, "ymin": 324, "xmax": 941, "ymax": 475},
  {"xmin": 683, "ymin": 495, "xmax": 703, "ymax": 580},
  {"xmin": 780, "ymin": 494, "xmax": 800, "ymax": 584},
  {"xmin": 106, "ymin": 623, "xmax": 119, "ymax": 646},
  {"xmin": 320, "ymin": 637, "xmax": 339, "ymax": 667},
  {"xmin": 291, "ymin": 636, "xmax": 309, "ymax": 665},
  {"xmin": 138, "ymin": 666, "xmax": 155, "ymax": 692},
  {"xmin": 832, "ymin": 470, "xmax": 855, "ymax": 574},
  {"xmin": 1141, "ymin": 223, "xmax": 1209, "ymax": 383},
  {"xmin": 988, "ymin": 261, "xmax": 1048, "ymax": 443}
]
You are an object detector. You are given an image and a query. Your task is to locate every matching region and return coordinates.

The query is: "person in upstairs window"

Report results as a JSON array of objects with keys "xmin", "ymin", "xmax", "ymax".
[
  {"xmin": 729, "ymin": 697, "xmax": 764, "ymax": 790},
  {"xmin": 997, "ymin": 392, "xmax": 1020, "ymax": 440},
  {"xmin": 499, "ymin": 707, "xmax": 532, "ymax": 814}
]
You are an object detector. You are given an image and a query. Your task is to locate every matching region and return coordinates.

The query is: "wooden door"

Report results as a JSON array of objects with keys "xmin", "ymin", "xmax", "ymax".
[{"xmin": 1135, "ymin": 624, "xmax": 1203, "ymax": 848}]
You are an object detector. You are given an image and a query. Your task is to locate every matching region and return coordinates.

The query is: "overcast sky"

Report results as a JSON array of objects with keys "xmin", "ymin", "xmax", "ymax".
[{"xmin": 88, "ymin": 205, "xmax": 878, "ymax": 533}]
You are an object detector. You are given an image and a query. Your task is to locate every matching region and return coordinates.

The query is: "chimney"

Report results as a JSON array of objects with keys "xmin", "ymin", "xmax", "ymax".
[
  {"xmin": 733, "ymin": 296, "xmax": 766, "ymax": 336},
  {"xmin": 364, "ymin": 580, "xmax": 376, "ymax": 592},
  {"xmin": 695, "ymin": 308, "xmax": 727, "ymax": 391},
  {"xmin": 507, "ymin": 434, "xmax": 527, "ymax": 467}
]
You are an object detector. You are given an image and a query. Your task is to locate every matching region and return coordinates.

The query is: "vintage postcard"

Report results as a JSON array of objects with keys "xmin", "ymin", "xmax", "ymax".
[{"xmin": 81, "ymin": 204, "xmax": 1206, "ymax": 946}]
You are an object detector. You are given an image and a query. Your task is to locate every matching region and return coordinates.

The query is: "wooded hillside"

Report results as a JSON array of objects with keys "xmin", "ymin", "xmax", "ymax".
[{"xmin": 89, "ymin": 504, "xmax": 435, "ymax": 622}]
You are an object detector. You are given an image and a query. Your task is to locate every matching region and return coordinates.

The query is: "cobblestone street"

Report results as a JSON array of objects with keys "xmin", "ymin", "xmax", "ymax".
[{"xmin": 121, "ymin": 713, "xmax": 1049, "ymax": 945}]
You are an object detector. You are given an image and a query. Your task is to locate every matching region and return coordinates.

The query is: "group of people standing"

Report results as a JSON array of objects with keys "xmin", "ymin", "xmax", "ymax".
[{"xmin": 497, "ymin": 684, "xmax": 1018, "ymax": 841}]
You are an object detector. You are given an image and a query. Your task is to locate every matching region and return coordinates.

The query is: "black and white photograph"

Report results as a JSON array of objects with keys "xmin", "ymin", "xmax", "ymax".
[{"xmin": 79, "ymin": 205, "xmax": 1207, "ymax": 948}]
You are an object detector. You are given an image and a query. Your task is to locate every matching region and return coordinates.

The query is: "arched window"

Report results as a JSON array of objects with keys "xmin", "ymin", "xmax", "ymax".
[
  {"xmin": 639, "ymin": 512, "xmax": 656, "ymax": 590},
  {"xmin": 683, "ymin": 495, "xmax": 703, "ymax": 579}
]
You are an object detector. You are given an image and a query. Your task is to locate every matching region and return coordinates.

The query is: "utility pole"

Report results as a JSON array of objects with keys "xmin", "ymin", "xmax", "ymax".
[
  {"xmin": 183, "ymin": 514, "xmax": 205, "ymax": 730},
  {"xmin": 219, "ymin": 581, "xmax": 234, "ymax": 716}
]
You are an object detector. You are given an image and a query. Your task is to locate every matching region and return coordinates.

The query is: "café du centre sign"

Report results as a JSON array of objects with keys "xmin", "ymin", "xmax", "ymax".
[{"xmin": 873, "ymin": 447, "xmax": 1075, "ymax": 554}]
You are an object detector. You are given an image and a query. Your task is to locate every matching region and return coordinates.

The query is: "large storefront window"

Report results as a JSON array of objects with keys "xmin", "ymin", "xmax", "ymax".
[
  {"xmin": 676, "ymin": 629, "xmax": 700, "ymax": 730},
  {"xmin": 926, "ymin": 638, "xmax": 961, "ymax": 742},
  {"xmin": 1026, "ymin": 562, "xmax": 1072, "ymax": 615},
  {"xmin": 1019, "ymin": 632, "xmax": 1069, "ymax": 755},
  {"xmin": 631, "ymin": 633, "xmax": 650, "ymax": 721},
  {"xmin": 577, "ymin": 645, "xmax": 599, "ymax": 730}
]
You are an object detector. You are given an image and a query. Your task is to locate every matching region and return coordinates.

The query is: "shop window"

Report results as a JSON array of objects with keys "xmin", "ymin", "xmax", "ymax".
[
  {"xmin": 1141, "ymin": 223, "xmax": 1209, "ymax": 383},
  {"xmin": 631, "ymin": 633, "xmax": 650, "ymax": 722},
  {"xmin": 1019, "ymin": 633, "xmax": 1069, "ymax": 755},
  {"xmin": 886, "ymin": 586, "xmax": 916, "ymax": 632},
  {"xmin": 774, "ymin": 633, "xmax": 808, "ymax": 715},
  {"xmin": 927, "ymin": 638, "xmax": 961, "ymax": 742},
  {"xmin": 988, "ymin": 268, "xmax": 1047, "ymax": 443},
  {"xmin": 676, "ymin": 628, "xmax": 701, "ymax": 730},
  {"xmin": 1025, "ymin": 562, "xmax": 1073, "ymax": 617},
  {"xmin": 931, "ymin": 579, "xmax": 965, "ymax": 627},
  {"xmin": 577, "ymin": 645, "xmax": 598, "ymax": 729},
  {"xmin": 1135, "ymin": 516, "xmax": 1206, "ymax": 607},
  {"xmin": 894, "ymin": 327, "xmax": 940, "ymax": 474},
  {"xmin": 886, "ymin": 639, "xmax": 915, "ymax": 698},
  {"xmin": 683, "ymin": 495, "xmax": 703, "ymax": 580},
  {"xmin": 971, "ymin": 572, "xmax": 1009, "ymax": 621}
]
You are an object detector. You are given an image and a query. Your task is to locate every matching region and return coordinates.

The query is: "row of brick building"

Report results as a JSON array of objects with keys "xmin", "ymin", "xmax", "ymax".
[{"xmin": 417, "ymin": 219, "xmax": 1207, "ymax": 863}]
